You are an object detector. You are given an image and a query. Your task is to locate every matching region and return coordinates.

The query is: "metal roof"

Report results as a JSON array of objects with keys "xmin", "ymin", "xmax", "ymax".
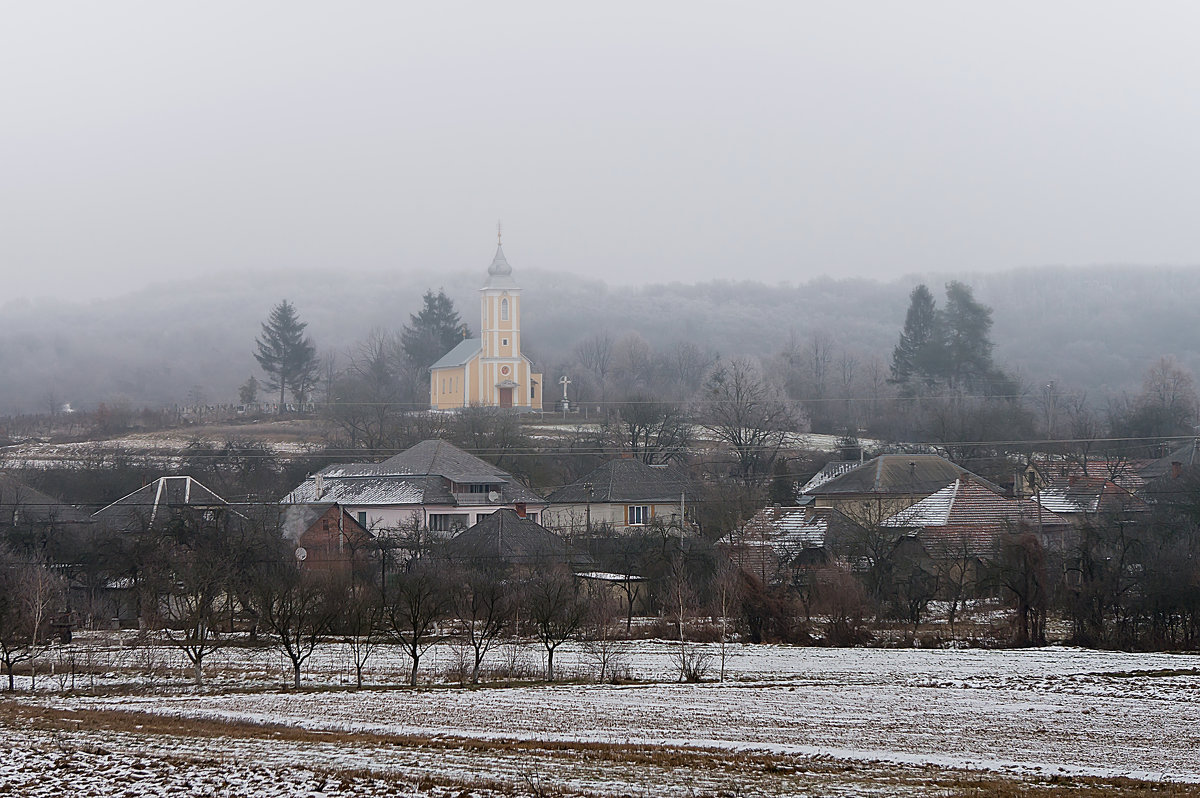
[
  {"xmin": 802, "ymin": 454, "xmax": 1001, "ymax": 497},
  {"xmin": 483, "ymin": 244, "xmax": 518, "ymax": 289},
  {"xmin": 93, "ymin": 475, "xmax": 230, "ymax": 530},
  {"xmin": 441, "ymin": 509, "xmax": 579, "ymax": 565},
  {"xmin": 284, "ymin": 440, "xmax": 544, "ymax": 506},
  {"xmin": 546, "ymin": 459, "xmax": 692, "ymax": 504},
  {"xmin": 430, "ymin": 338, "xmax": 482, "ymax": 370}
]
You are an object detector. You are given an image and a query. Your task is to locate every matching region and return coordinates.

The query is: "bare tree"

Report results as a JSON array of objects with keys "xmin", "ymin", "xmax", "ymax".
[
  {"xmin": 0, "ymin": 552, "xmax": 62, "ymax": 691},
  {"xmin": 525, "ymin": 569, "xmax": 588, "ymax": 681},
  {"xmin": 339, "ymin": 578, "xmax": 384, "ymax": 688},
  {"xmin": 606, "ymin": 395, "xmax": 692, "ymax": 464},
  {"xmin": 580, "ymin": 582, "xmax": 628, "ymax": 684},
  {"xmin": 703, "ymin": 358, "xmax": 800, "ymax": 486},
  {"xmin": 385, "ymin": 562, "xmax": 450, "ymax": 686},
  {"xmin": 254, "ymin": 565, "xmax": 336, "ymax": 689},
  {"xmin": 158, "ymin": 544, "xmax": 227, "ymax": 687},
  {"xmin": 452, "ymin": 564, "xmax": 512, "ymax": 684},
  {"xmin": 575, "ymin": 332, "xmax": 615, "ymax": 401}
]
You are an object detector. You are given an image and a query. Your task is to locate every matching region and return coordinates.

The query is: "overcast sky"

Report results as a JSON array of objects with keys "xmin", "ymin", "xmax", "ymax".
[{"xmin": 3, "ymin": 2, "xmax": 1199, "ymax": 301}]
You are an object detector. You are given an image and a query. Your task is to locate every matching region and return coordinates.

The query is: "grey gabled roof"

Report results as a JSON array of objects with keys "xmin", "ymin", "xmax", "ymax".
[
  {"xmin": 431, "ymin": 338, "xmax": 482, "ymax": 370},
  {"xmin": 546, "ymin": 459, "xmax": 692, "ymax": 504},
  {"xmin": 285, "ymin": 440, "xmax": 544, "ymax": 506},
  {"xmin": 442, "ymin": 509, "xmax": 581, "ymax": 565},
  {"xmin": 802, "ymin": 454, "xmax": 1002, "ymax": 497},
  {"xmin": 93, "ymin": 475, "xmax": 229, "ymax": 530},
  {"xmin": 1140, "ymin": 438, "xmax": 1200, "ymax": 481},
  {"xmin": 0, "ymin": 473, "xmax": 91, "ymax": 525}
]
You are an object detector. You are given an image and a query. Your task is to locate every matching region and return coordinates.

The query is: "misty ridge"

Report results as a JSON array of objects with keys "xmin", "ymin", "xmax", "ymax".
[{"xmin": 0, "ymin": 264, "xmax": 1196, "ymax": 417}]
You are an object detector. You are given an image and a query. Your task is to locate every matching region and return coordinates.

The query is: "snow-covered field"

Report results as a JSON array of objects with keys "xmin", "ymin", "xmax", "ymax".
[{"xmin": 6, "ymin": 641, "xmax": 1200, "ymax": 795}]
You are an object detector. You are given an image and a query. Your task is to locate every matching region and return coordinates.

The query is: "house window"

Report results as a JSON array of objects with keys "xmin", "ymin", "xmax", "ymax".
[
  {"xmin": 501, "ymin": 338, "xmax": 508, "ymax": 347},
  {"xmin": 357, "ymin": 511, "xmax": 367, "ymax": 528},
  {"xmin": 501, "ymin": 298, "xmax": 509, "ymax": 320},
  {"xmin": 627, "ymin": 505, "xmax": 650, "ymax": 525},
  {"xmin": 428, "ymin": 513, "xmax": 470, "ymax": 532}
]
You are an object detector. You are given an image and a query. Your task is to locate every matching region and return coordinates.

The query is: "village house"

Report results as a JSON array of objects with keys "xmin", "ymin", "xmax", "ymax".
[
  {"xmin": 799, "ymin": 453, "xmax": 1003, "ymax": 525},
  {"xmin": 281, "ymin": 502, "xmax": 373, "ymax": 579},
  {"xmin": 542, "ymin": 458, "xmax": 694, "ymax": 537},
  {"xmin": 429, "ymin": 239, "xmax": 543, "ymax": 411},
  {"xmin": 282, "ymin": 439, "xmax": 547, "ymax": 536},
  {"xmin": 881, "ymin": 476, "xmax": 1074, "ymax": 557},
  {"xmin": 440, "ymin": 508, "xmax": 589, "ymax": 573}
]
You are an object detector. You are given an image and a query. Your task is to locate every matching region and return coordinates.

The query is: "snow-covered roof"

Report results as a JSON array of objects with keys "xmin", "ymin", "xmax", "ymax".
[{"xmin": 882, "ymin": 478, "xmax": 1061, "ymax": 528}]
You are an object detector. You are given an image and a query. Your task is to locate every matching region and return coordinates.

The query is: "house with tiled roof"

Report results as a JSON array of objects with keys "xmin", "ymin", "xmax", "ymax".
[
  {"xmin": 542, "ymin": 458, "xmax": 693, "ymax": 536},
  {"xmin": 282, "ymin": 439, "xmax": 547, "ymax": 535},
  {"xmin": 1029, "ymin": 458, "xmax": 1148, "ymax": 495},
  {"xmin": 718, "ymin": 505, "xmax": 864, "ymax": 584},
  {"xmin": 1033, "ymin": 476, "xmax": 1148, "ymax": 519},
  {"xmin": 800, "ymin": 453, "xmax": 1001, "ymax": 525},
  {"xmin": 882, "ymin": 477, "xmax": 1073, "ymax": 556}
]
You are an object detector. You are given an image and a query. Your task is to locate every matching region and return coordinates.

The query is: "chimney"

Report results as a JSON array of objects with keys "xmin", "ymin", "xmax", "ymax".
[
  {"xmin": 314, "ymin": 473, "xmax": 325, "ymax": 500},
  {"xmin": 1172, "ymin": 461, "xmax": 1183, "ymax": 479}
]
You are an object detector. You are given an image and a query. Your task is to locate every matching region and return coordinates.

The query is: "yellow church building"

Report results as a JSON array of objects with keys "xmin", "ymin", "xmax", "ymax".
[{"xmin": 429, "ymin": 243, "xmax": 543, "ymax": 411}]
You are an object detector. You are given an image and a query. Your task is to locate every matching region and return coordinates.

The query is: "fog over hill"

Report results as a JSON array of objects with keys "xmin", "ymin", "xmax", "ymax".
[{"xmin": 1, "ymin": 265, "xmax": 1197, "ymax": 415}]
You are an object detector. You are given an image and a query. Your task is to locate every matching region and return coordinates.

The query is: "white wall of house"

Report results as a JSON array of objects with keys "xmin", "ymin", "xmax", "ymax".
[
  {"xmin": 339, "ymin": 503, "xmax": 547, "ymax": 535},
  {"xmin": 542, "ymin": 501, "xmax": 685, "ymax": 535}
]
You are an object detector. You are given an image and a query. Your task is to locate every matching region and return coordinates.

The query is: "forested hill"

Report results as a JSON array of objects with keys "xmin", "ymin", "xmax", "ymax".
[{"xmin": 0, "ymin": 265, "xmax": 1196, "ymax": 414}]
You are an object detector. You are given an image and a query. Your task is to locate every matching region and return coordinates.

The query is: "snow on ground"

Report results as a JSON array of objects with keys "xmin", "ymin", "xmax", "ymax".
[{"xmin": 25, "ymin": 643, "xmax": 1200, "ymax": 788}]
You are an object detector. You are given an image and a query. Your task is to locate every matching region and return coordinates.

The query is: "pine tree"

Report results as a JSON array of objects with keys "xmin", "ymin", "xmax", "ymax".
[
  {"xmin": 940, "ymin": 281, "xmax": 995, "ymax": 390},
  {"xmin": 400, "ymin": 290, "xmax": 471, "ymax": 375},
  {"xmin": 890, "ymin": 284, "xmax": 941, "ymax": 387},
  {"xmin": 254, "ymin": 300, "xmax": 319, "ymax": 412}
]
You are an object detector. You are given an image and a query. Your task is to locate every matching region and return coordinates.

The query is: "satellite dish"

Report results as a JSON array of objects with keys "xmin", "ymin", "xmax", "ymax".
[
  {"xmin": 487, "ymin": 490, "xmax": 501, "ymax": 503},
  {"xmin": 294, "ymin": 547, "xmax": 308, "ymax": 562}
]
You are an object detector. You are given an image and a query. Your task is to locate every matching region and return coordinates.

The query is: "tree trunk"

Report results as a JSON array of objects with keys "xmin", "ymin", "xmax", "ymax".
[
  {"xmin": 6, "ymin": 665, "xmax": 12, "ymax": 692},
  {"xmin": 279, "ymin": 382, "xmax": 286, "ymax": 415},
  {"xmin": 409, "ymin": 652, "xmax": 419, "ymax": 687},
  {"xmin": 356, "ymin": 663, "xmax": 363, "ymax": 689},
  {"xmin": 293, "ymin": 661, "xmax": 301, "ymax": 689},
  {"xmin": 546, "ymin": 647, "xmax": 554, "ymax": 681},
  {"xmin": 194, "ymin": 657, "xmax": 204, "ymax": 687}
]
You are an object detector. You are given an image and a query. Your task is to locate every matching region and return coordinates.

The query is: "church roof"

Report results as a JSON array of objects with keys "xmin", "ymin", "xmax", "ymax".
[
  {"xmin": 431, "ymin": 337, "xmax": 482, "ymax": 370},
  {"xmin": 483, "ymin": 244, "xmax": 518, "ymax": 289}
]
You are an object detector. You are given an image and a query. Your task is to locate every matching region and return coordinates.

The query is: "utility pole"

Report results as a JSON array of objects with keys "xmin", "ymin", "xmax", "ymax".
[{"xmin": 585, "ymin": 482, "xmax": 593, "ymax": 536}]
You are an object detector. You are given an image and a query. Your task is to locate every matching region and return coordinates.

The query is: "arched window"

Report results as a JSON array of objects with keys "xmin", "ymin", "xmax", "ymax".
[{"xmin": 501, "ymin": 298, "xmax": 509, "ymax": 321}]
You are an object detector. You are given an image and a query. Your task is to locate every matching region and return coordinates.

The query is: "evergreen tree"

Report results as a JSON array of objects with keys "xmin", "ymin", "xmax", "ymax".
[
  {"xmin": 890, "ymin": 284, "xmax": 941, "ymax": 387},
  {"xmin": 254, "ymin": 300, "xmax": 319, "ymax": 412},
  {"xmin": 940, "ymin": 281, "xmax": 995, "ymax": 389},
  {"xmin": 890, "ymin": 282, "xmax": 1006, "ymax": 394},
  {"xmin": 400, "ymin": 290, "xmax": 471, "ymax": 375}
]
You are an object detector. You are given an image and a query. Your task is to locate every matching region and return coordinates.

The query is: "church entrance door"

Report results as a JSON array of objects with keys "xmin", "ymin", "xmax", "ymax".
[{"xmin": 499, "ymin": 388, "xmax": 513, "ymax": 408}]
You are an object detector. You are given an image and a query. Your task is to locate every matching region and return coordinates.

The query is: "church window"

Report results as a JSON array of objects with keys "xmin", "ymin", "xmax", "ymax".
[
  {"xmin": 501, "ymin": 298, "xmax": 509, "ymax": 320},
  {"xmin": 502, "ymin": 338, "xmax": 508, "ymax": 346}
]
